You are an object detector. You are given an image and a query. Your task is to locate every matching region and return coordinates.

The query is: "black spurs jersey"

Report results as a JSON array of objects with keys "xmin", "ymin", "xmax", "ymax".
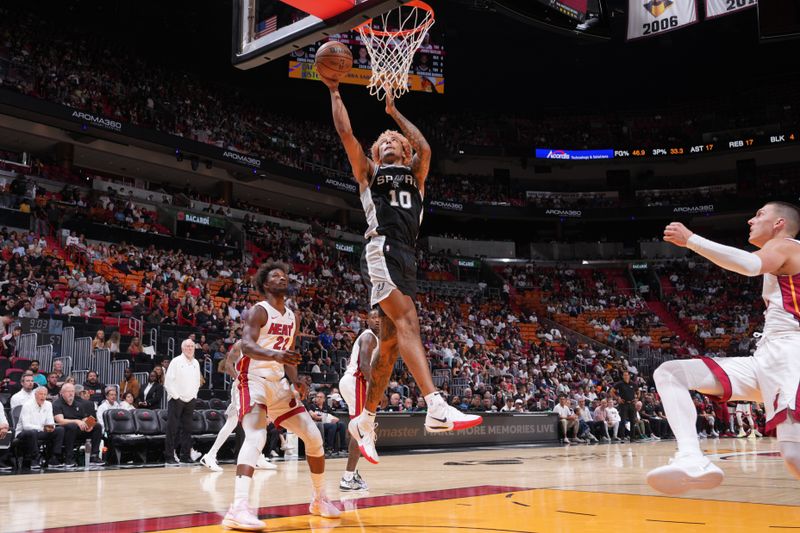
[{"xmin": 360, "ymin": 164, "xmax": 424, "ymax": 247}]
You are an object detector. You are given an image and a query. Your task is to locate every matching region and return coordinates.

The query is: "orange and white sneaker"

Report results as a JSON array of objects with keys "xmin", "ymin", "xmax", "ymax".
[
  {"xmin": 348, "ymin": 414, "xmax": 379, "ymax": 464},
  {"xmin": 646, "ymin": 451, "xmax": 724, "ymax": 495},
  {"xmin": 424, "ymin": 401, "xmax": 483, "ymax": 433},
  {"xmin": 222, "ymin": 500, "xmax": 264, "ymax": 531},
  {"xmin": 309, "ymin": 495, "xmax": 342, "ymax": 518}
]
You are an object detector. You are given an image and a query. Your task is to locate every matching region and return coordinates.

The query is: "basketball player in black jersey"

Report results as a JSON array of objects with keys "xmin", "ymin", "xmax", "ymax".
[{"xmin": 321, "ymin": 75, "xmax": 482, "ymax": 464}]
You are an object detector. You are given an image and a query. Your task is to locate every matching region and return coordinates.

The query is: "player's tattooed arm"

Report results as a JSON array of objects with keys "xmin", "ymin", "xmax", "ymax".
[{"xmin": 384, "ymin": 91, "xmax": 431, "ymax": 186}]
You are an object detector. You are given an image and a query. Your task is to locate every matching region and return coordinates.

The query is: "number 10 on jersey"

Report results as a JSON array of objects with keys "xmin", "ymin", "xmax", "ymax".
[{"xmin": 389, "ymin": 189, "xmax": 413, "ymax": 209}]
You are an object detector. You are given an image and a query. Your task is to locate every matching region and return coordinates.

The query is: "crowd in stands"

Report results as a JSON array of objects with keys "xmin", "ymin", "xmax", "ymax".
[
  {"xmin": 2, "ymin": 6, "xmax": 800, "ymax": 215},
  {"xmin": 656, "ymin": 261, "xmax": 762, "ymax": 357}
]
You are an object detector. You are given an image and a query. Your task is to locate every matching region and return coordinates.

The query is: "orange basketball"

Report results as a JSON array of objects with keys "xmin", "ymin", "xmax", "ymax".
[{"xmin": 315, "ymin": 41, "xmax": 353, "ymax": 81}]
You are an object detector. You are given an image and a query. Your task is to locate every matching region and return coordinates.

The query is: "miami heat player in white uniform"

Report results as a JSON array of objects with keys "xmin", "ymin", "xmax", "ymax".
[
  {"xmin": 222, "ymin": 262, "xmax": 340, "ymax": 531},
  {"xmin": 338, "ymin": 309, "xmax": 380, "ymax": 490},
  {"xmin": 648, "ymin": 202, "xmax": 800, "ymax": 495}
]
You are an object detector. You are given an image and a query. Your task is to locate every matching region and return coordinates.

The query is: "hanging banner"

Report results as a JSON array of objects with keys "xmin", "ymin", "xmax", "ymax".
[
  {"xmin": 627, "ymin": 0, "xmax": 698, "ymax": 41},
  {"xmin": 705, "ymin": 0, "xmax": 756, "ymax": 19}
]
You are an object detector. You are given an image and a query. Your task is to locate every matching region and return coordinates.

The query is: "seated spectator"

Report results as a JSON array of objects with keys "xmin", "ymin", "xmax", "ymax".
[
  {"xmin": 553, "ymin": 394, "xmax": 581, "ymax": 445},
  {"xmin": 106, "ymin": 331, "xmax": 121, "ymax": 354},
  {"xmin": 105, "ymin": 294, "xmax": 122, "ymax": 317},
  {"xmin": 29, "ymin": 360, "xmax": 46, "ymax": 387},
  {"xmin": 51, "ymin": 360, "xmax": 66, "ymax": 386},
  {"xmin": 119, "ymin": 367, "xmax": 140, "ymax": 400},
  {"xmin": 605, "ymin": 400, "xmax": 622, "ymax": 441},
  {"xmin": 53, "ymin": 383, "xmax": 103, "ymax": 467},
  {"xmin": 61, "ymin": 297, "xmax": 82, "ymax": 317},
  {"xmin": 10, "ymin": 372, "xmax": 35, "ymax": 409},
  {"xmin": 577, "ymin": 398, "xmax": 606, "ymax": 441},
  {"xmin": 120, "ymin": 391, "xmax": 136, "ymax": 410},
  {"xmin": 96, "ymin": 387, "xmax": 122, "ymax": 431},
  {"xmin": 45, "ymin": 372, "xmax": 61, "ymax": 401},
  {"xmin": 82, "ymin": 371, "xmax": 106, "ymax": 404},
  {"xmin": 306, "ymin": 391, "xmax": 346, "ymax": 457},
  {"xmin": 16, "ymin": 386, "xmax": 65, "ymax": 469},
  {"xmin": 91, "ymin": 330, "xmax": 106, "ymax": 351},
  {"xmin": 384, "ymin": 393, "xmax": 404, "ymax": 412},
  {"xmin": 136, "ymin": 370, "xmax": 164, "ymax": 409},
  {"xmin": 127, "ymin": 337, "xmax": 142, "ymax": 360},
  {"xmin": 18, "ymin": 300, "xmax": 38, "ymax": 318},
  {"xmin": 0, "ymin": 402, "xmax": 9, "ymax": 470}
]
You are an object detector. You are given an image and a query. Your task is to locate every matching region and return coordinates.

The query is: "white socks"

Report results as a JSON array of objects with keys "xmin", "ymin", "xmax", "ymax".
[
  {"xmin": 343, "ymin": 470, "xmax": 354, "ymax": 481},
  {"xmin": 424, "ymin": 392, "xmax": 446, "ymax": 411},
  {"xmin": 654, "ymin": 360, "xmax": 724, "ymax": 456},
  {"xmin": 234, "ymin": 475, "xmax": 252, "ymax": 505}
]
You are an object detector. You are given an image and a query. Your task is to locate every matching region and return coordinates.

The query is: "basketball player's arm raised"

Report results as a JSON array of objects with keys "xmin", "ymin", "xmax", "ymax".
[
  {"xmin": 665, "ymin": 222, "xmax": 794, "ymax": 276},
  {"xmin": 241, "ymin": 306, "xmax": 302, "ymax": 365},
  {"xmin": 384, "ymin": 90, "xmax": 431, "ymax": 188},
  {"xmin": 322, "ymin": 77, "xmax": 374, "ymax": 187}
]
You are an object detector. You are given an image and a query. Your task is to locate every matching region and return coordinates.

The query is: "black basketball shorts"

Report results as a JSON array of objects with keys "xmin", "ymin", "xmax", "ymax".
[{"xmin": 360, "ymin": 235, "xmax": 417, "ymax": 307}]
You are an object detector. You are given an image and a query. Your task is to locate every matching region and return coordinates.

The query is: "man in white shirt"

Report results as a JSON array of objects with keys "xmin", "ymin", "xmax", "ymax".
[
  {"xmin": 11, "ymin": 373, "xmax": 36, "ymax": 410},
  {"xmin": 553, "ymin": 395, "xmax": 582, "ymax": 445},
  {"xmin": 96, "ymin": 387, "xmax": 123, "ymax": 431},
  {"xmin": 163, "ymin": 338, "xmax": 201, "ymax": 465},
  {"xmin": 17, "ymin": 387, "xmax": 65, "ymax": 469}
]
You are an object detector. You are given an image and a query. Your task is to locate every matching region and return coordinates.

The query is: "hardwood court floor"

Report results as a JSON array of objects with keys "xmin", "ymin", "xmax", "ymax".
[{"xmin": 2, "ymin": 437, "xmax": 799, "ymax": 533}]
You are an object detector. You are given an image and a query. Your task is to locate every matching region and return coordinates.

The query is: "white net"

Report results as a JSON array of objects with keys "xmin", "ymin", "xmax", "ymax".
[{"xmin": 356, "ymin": 2, "xmax": 435, "ymax": 101}]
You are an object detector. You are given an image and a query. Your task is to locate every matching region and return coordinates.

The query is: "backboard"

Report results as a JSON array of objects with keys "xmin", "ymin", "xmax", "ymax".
[{"xmin": 232, "ymin": 0, "xmax": 413, "ymax": 70}]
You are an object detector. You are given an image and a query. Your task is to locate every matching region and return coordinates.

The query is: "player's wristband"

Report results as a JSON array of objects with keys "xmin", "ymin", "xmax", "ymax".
[{"xmin": 686, "ymin": 234, "xmax": 762, "ymax": 277}]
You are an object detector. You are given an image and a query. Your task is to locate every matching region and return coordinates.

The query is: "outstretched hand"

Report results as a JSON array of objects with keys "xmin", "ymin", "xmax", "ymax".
[
  {"xmin": 663, "ymin": 222, "xmax": 694, "ymax": 247},
  {"xmin": 319, "ymin": 72, "xmax": 339, "ymax": 91}
]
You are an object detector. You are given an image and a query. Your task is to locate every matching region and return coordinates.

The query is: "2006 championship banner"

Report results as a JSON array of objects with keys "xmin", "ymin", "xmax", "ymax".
[{"xmin": 627, "ymin": 0, "xmax": 698, "ymax": 41}]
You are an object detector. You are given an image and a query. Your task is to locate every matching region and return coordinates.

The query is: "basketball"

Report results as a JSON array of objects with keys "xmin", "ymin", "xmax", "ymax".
[{"xmin": 314, "ymin": 41, "xmax": 353, "ymax": 81}]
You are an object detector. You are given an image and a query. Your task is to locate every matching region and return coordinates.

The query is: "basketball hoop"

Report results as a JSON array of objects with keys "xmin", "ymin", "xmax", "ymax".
[{"xmin": 355, "ymin": 0, "xmax": 435, "ymax": 101}]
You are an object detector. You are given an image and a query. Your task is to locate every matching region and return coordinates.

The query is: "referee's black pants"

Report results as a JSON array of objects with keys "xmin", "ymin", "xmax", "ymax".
[
  {"xmin": 165, "ymin": 398, "xmax": 195, "ymax": 461},
  {"xmin": 618, "ymin": 401, "xmax": 637, "ymax": 440}
]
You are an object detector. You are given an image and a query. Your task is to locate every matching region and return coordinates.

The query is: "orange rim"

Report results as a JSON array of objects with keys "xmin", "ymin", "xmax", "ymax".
[{"xmin": 355, "ymin": 0, "xmax": 435, "ymax": 37}]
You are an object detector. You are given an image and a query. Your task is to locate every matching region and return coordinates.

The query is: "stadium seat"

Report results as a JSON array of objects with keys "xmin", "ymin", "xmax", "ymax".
[
  {"xmin": 104, "ymin": 409, "xmax": 146, "ymax": 465},
  {"xmin": 11, "ymin": 359, "xmax": 31, "ymax": 371},
  {"xmin": 208, "ymin": 398, "xmax": 228, "ymax": 410},
  {"xmin": 190, "ymin": 410, "xmax": 208, "ymax": 436}
]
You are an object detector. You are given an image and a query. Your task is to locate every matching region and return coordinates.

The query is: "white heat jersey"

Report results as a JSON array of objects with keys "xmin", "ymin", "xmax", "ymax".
[
  {"xmin": 345, "ymin": 329, "xmax": 379, "ymax": 376},
  {"xmin": 237, "ymin": 301, "xmax": 296, "ymax": 381},
  {"xmin": 761, "ymin": 239, "xmax": 800, "ymax": 336}
]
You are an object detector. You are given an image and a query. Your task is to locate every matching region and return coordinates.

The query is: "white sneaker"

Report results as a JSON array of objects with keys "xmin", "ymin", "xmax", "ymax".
[
  {"xmin": 309, "ymin": 496, "xmax": 342, "ymax": 518},
  {"xmin": 222, "ymin": 500, "xmax": 264, "ymax": 531},
  {"xmin": 424, "ymin": 401, "xmax": 483, "ymax": 433},
  {"xmin": 737, "ymin": 429, "xmax": 747, "ymax": 438},
  {"xmin": 190, "ymin": 448, "xmax": 201, "ymax": 462},
  {"xmin": 710, "ymin": 430, "xmax": 720, "ymax": 438},
  {"xmin": 256, "ymin": 455, "xmax": 277, "ymax": 470},
  {"xmin": 200, "ymin": 454, "xmax": 223, "ymax": 472},
  {"xmin": 348, "ymin": 414, "xmax": 379, "ymax": 465},
  {"xmin": 754, "ymin": 430, "xmax": 763, "ymax": 438},
  {"xmin": 650, "ymin": 434, "xmax": 661, "ymax": 441},
  {"xmin": 698, "ymin": 431, "xmax": 708, "ymax": 438},
  {"xmin": 646, "ymin": 452, "xmax": 724, "ymax": 495}
]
